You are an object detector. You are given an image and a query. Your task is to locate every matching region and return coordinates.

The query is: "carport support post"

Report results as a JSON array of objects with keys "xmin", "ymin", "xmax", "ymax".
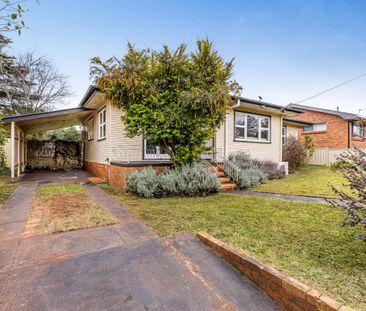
[
  {"xmin": 10, "ymin": 122, "xmax": 15, "ymax": 178},
  {"xmin": 17, "ymin": 128, "xmax": 21, "ymax": 176}
]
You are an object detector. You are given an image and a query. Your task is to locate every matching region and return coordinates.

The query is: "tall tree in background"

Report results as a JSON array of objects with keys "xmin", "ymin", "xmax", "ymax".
[
  {"xmin": 0, "ymin": 52, "xmax": 71, "ymax": 115},
  {"xmin": 91, "ymin": 39, "xmax": 241, "ymax": 166}
]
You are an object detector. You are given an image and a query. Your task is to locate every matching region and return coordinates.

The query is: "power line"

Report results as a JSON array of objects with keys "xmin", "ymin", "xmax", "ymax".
[{"xmin": 295, "ymin": 72, "xmax": 366, "ymax": 104}]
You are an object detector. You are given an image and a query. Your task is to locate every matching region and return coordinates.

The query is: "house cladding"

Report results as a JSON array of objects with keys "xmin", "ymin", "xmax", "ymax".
[{"xmin": 292, "ymin": 108, "xmax": 366, "ymax": 149}]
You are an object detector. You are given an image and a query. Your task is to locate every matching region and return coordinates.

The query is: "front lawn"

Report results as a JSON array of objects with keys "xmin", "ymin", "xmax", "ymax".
[
  {"xmin": 27, "ymin": 185, "xmax": 116, "ymax": 235},
  {"xmin": 251, "ymin": 166, "xmax": 347, "ymax": 198},
  {"xmin": 101, "ymin": 185, "xmax": 366, "ymax": 310},
  {"xmin": 0, "ymin": 176, "xmax": 17, "ymax": 207}
]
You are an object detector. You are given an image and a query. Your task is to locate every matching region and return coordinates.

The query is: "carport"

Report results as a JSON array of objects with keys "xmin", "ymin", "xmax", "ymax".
[{"xmin": 2, "ymin": 107, "xmax": 93, "ymax": 178}]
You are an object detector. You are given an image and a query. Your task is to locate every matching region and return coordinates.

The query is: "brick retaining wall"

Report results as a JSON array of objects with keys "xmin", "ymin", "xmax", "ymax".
[
  {"xmin": 84, "ymin": 161, "xmax": 109, "ymax": 181},
  {"xmin": 84, "ymin": 160, "xmax": 172, "ymax": 192},
  {"xmin": 197, "ymin": 232, "xmax": 353, "ymax": 311}
]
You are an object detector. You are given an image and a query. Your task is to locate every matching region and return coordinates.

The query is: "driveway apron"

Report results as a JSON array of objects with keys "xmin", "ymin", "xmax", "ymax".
[{"xmin": 0, "ymin": 172, "xmax": 283, "ymax": 311}]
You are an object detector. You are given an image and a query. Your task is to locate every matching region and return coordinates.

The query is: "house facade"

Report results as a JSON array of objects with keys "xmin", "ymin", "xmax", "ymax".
[
  {"xmin": 2, "ymin": 85, "xmax": 302, "ymax": 191},
  {"xmin": 288, "ymin": 104, "xmax": 366, "ymax": 148},
  {"xmin": 79, "ymin": 86, "xmax": 301, "ymax": 190}
]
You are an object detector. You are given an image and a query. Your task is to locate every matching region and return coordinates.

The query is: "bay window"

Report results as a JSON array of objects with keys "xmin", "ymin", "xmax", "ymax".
[{"xmin": 234, "ymin": 111, "xmax": 271, "ymax": 142}]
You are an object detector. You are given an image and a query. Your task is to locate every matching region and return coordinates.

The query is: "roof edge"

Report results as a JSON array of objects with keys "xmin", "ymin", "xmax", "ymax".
[
  {"xmin": 2, "ymin": 107, "xmax": 93, "ymax": 123},
  {"xmin": 232, "ymin": 96, "xmax": 303, "ymax": 114},
  {"xmin": 78, "ymin": 85, "xmax": 102, "ymax": 107}
]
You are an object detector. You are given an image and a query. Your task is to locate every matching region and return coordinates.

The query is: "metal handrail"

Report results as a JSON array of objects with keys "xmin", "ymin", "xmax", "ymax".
[
  {"xmin": 222, "ymin": 158, "xmax": 241, "ymax": 182},
  {"xmin": 199, "ymin": 155, "xmax": 217, "ymax": 176}
]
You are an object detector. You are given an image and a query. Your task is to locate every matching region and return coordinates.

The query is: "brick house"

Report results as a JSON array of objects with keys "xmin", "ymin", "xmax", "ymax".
[{"xmin": 287, "ymin": 104, "xmax": 366, "ymax": 148}]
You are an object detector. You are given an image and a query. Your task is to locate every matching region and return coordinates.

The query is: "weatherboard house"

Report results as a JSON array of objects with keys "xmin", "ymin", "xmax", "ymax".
[{"xmin": 2, "ymin": 85, "xmax": 306, "ymax": 191}]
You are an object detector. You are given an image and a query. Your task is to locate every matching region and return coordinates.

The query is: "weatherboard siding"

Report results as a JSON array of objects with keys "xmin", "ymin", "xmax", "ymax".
[{"xmin": 224, "ymin": 109, "xmax": 282, "ymax": 163}]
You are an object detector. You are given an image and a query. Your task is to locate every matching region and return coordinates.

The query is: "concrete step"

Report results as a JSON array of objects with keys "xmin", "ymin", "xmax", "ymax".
[
  {"xmin": 220, "ymin": 183, "xmax": 236, "ymax": 191},
  {"xmin": 219, "ymin": 177, "xmax": 231, "ymax": 183},
  {"xmin": 88, "ymin": 177, "xmax": 107, "ymax": 185}
]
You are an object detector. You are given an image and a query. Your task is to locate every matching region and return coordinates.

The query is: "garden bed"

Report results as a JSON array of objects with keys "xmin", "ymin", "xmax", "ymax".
[
  {"xmin": 100, "ymin": 184, "xmax": 366, "ymax": 311},
  {"xmin": 24, "ymin": 184, "xmax": 116, "ymax": 236}
]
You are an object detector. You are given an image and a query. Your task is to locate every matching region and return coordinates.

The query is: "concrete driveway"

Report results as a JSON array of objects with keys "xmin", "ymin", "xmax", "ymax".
[{"xmin": 0, "ymin": 171, "xmax": 283, "ymax": 311}]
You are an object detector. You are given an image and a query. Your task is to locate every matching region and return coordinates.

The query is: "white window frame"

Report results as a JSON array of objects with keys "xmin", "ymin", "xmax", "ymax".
[
  {"xmin": 234, "ymin": 111, "xmax": 271, "ymax": 142},
  {"xmin": 303, "ymin": 123, "xmax": 327, "ymax": 133},
  {"xmin": 98, "ymin": 108, "xmax": 106, "ymax": 140},
  {"xmin": 282, "ymin": 126, "xmax": 287, "ymax": 144},
  {"xmin": 352, "ymin": 121, "xmax": 364, "ymax": 139},
  {"xmin": 87, "ymin": 117, "xmax": 94, "ymax": 140},
  {"xmin": 143, "ymin": 139, "xmax": 170, "ymax": 160}
]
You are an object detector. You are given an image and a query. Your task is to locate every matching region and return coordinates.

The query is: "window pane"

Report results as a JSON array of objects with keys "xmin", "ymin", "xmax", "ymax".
[
  {"xmin": 247, "ymin": 115, "xmax": 259, "ymax": 139},
  {"xmin": 303, "ymin": 126, "xmax": 313, "ymax": 132},
  {"xmin": 261, "ymin": 129, "xmax": 269, "ymax": 141},
  {"xmin": 261, "ymin": 117, "xmax": 269, "ymax": 128},
  {"xmin": 353, "ymin": 122, "xmax": 362, "ymax": 137},
  {"xmin": 314, "ymin": 123, "xmax": 326, "ymax": 131},
  {"xmin": 235, "ymin": 127, "xmax": 245, "ymax": 139},
  {"xmin": 235, "ymin": 113, "xmax": 245, "ymax": 126}
]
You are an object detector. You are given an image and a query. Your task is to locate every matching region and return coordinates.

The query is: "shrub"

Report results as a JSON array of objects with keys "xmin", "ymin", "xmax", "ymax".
[
  {"xmin": 126, "ymin": 167, "xmax": 161, "ymax": 198},
  {"xmin": 160, "ymin": 163, "xmax": 220, "ymax": 196},
  {"xmin": 253, "ymin": 159, "xmax": 285, "ymax": 180},
  {"xmin": 236, "ymin": 167, "xmax": 267, "ymax": 189},
  {"xmin": 282, "ymin": 136, "xmax": 307, "ymax": 173},
  {"xmin": 228, "ymin": 151, "xmax": 269, "ymax": 189},
  {"xmin": 228, "ymin": 152, "xmax": 253, "ymax": 170},
  {"xmin": 126, "ymin": 163, "xmax": 219, "ymax": 198},
  {"xmin": 330, "ymin": 148, "xmax": 366, "ymax": 242},
  {"xmin": 329, "ymin": 160, "xmax": 353, "ymax": 170}
]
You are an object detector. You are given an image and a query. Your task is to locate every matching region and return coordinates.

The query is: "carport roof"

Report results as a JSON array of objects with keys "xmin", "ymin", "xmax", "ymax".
[{"xmin": 2, "ymin": 107, "xmax": 93, "ymax": 134}]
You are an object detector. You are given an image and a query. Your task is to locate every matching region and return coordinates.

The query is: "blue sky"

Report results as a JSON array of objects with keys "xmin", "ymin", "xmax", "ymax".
[{"xmin": 9, "ymin": 0, "xmax": 366, "ymax": 113}]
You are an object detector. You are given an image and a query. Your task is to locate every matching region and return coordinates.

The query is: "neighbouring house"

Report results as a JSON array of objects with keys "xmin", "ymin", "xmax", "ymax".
[
  {"xmin": 288, "ymin": 104, "xmax": 366, "ymax": 148},
  {"xmin": 2, "ymin": 85, "xmax": 303, "ymax": 191},
  {"xmin": 282, "ymin": 118, "xmax": 313, "ymax": 143}
]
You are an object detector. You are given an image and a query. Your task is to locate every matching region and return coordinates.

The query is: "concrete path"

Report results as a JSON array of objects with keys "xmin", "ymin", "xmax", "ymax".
[
  {"xmin": 230, "ymin": 190, "xmax": 335, "ymax": 204},
  {"xmin": 0, "ymin": 171, "xmax": 283, "ymax": 311}
]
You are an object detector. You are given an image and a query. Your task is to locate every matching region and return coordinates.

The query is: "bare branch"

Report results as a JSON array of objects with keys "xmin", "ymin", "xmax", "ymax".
[{"xmin": 0, "ymin": 51, "xmax": 72, "ymax": 115}]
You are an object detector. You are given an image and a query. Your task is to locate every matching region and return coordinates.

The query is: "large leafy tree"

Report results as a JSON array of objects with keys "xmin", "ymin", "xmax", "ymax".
[{"xmin": 90, "ymin": 39, "xmax": 241, "ymax": 165}]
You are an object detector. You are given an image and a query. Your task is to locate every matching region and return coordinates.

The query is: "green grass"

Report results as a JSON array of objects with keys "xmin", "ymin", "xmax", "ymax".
[
  {"xmin": 101, "ymin": 185, "xmax": 366, "ymax": 310},
  {"xmin": 251, "ymin": 166, "xmax": 348, "ymax": 198},
  {"xmin": 33, "ymin": 185, "xmax": 116, "ymax": 235},
  {"xmin": 0, "ymin": 176, "xmax": 17, "ymax": 207}
]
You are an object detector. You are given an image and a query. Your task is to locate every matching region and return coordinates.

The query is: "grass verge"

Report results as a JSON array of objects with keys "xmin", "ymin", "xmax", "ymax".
[
  {"xmin": 0, "ymin": 176, "xmax": 17, "ymax": 207},
  {"xmin": 251, "ymin": 166, "xmax": 348, "ymax": 198},
  {"xmin": 29, "ymin": 184, "xmax": 116, "ymax": 235},
  {"xmin": 101, "ymin": 185, "xmax": 366, "ymax": 311}
]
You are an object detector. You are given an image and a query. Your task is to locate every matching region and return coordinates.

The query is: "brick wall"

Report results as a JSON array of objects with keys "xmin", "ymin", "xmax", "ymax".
[
  {"xmin": 294, "ymin": 110, "xmax": 366, "ymax": 148},
  {"xmin": 109, "ymin": 164, "xmax": 168, "ymax": 192},
  {"xmin": 197, "ymin": 233, "xmax": 352, "ymax": 311},
  {"xmin": 84, "ymin": 161, "xmax": 109, "ymax": 181},
  {"xmin": 84, "ymin": 160, "xmax": 170, "ymax": 192}
]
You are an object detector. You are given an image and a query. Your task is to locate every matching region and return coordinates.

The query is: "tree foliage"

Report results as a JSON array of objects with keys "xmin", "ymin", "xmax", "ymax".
[
  {"xmin": 29, "ymin": 127, "xmax": 81, "ymax": 142},
  {"xmin": 330, "ymin": 148, "xmax": 366, "ymax": 242},
  {"xmin": 0, "ymin": 0, "xmax": 28, "ymax": 34},
  {"xmin": 90, "ymin": 39, "xmax": 241, "ymax": 165}
]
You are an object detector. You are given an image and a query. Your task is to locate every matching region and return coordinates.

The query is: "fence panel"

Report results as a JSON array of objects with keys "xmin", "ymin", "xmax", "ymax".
[{"xmin": 308, "ymin": 148, "xmax": 366, "ymax": 165}]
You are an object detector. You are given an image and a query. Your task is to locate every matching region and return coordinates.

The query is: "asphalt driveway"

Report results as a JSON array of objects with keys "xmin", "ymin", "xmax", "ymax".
[{"xmin": 0, "ymin": 171, "xmax": 283, "ymax": 311}]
